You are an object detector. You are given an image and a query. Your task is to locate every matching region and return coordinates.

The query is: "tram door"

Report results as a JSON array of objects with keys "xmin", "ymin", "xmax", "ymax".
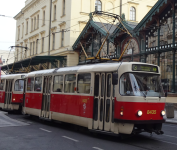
[
  {"xmin": 22, "ymin": 79, "xmax": 26, "ymax": 107},
  {"xmin": 93, "ymin": 73, "xmax": 114, "ymax": 132},
  {"xmin": 4, "ymin": 79, "xmax": 13, "ymax": 109},
  {"xmin": 41, "ymin": 76, "xmax": 52, "ymax": 118}
]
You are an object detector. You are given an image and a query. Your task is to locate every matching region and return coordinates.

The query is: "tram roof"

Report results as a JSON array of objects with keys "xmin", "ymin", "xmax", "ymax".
[
  {"xmin": 1, "ymin": 74, "xmax": 26, "ymax": 80},
  {"xmin": 26, "ymin": 62, "xmax": 159, "ymax": 77}
]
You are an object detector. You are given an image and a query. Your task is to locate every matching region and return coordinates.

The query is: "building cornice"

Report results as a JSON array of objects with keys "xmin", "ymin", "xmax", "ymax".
[
  {"xmin": 14, "ymin": 0, "xmax": 39, "ymax": 20},
  {"xmin": 59, "ymin": 21, "xmax": 66, "ymax": 27},
  {"xmin": 42, "ymin": 5, "xmax": 47, "ymax": 10},
  {"xmin": 29, "ymin": 33, "xmax": 39, "ymax": 39},
  {"xmin": 127, "ymin": 1, "xmax": 139, "ymax": 5},
  {"xmin": 30, "ymin": 10, "xmax": 40, "ymax": 17},
  {"xmin": 52, "ymin": 0, "xmax": 58, "ymax": 4},
  {"xmin": 40, "ymin": 30, "xmax": 45, "ymax": 34}
]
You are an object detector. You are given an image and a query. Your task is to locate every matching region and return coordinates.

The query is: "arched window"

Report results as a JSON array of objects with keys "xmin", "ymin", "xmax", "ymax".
[
  {"xmin": 130, "ymin": 7, "xmax": 136, "ymax": 21},
  {"xmin": 95, "ymin": 0, "xmax": 102, "ymax": 11}
]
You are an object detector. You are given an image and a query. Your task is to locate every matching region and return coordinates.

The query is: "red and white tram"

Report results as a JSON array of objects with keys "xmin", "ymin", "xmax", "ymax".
[
  {"xmin": 23, "ymin": 62, "xmax": 166, "ymax": 135},
  {"xmin": 0, "ymin": 74, "xmax": 26, "ymax": 111}
]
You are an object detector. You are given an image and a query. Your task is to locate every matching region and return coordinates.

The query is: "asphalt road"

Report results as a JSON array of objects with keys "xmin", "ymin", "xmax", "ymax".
[{"xmin": 0, "ymin": 113, "xmax": 177, "ymax": 150}]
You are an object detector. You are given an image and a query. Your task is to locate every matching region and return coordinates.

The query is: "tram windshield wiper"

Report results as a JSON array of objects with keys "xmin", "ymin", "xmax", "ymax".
[{"xmin": 141, "ymin": 91, "xmax": 146, "ymax": 98}]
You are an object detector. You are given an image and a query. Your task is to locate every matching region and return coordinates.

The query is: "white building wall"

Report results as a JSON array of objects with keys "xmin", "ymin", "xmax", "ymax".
[{"xmin": 0, "ymin": 50, "xmax": 15, "ymax": 75}]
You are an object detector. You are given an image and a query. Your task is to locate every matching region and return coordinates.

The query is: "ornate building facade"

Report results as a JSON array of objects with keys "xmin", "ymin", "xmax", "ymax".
[{"xmin": 73, "ymin": 0, "xmax": 177, "ymax": 94}]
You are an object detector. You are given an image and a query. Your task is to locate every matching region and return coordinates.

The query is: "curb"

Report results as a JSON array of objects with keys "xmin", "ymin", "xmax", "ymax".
[
  {"xmin": 0, "ymin": 111, "xmax": 8, "ymax": 115},
  {"xmin": 165, "ymin": 119, "xmax": 177, "ymax": 124}
]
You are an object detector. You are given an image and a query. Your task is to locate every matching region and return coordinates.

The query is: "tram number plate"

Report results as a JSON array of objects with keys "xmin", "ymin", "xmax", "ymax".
[{"xmin": 147, "ymin": 110, "xmax": 156, "ymax": 114}]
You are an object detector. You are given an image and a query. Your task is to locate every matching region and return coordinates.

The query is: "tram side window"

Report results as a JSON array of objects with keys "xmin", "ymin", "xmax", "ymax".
[
  {"xmin": 14, "ymin": 80, "xmax": 24, "ymax": 91},
  {"xmin": 34, "ymin": 77, "xmax": 42, "ymax": 92},
  {"xmin": 53, "ymin": 75, "xmax": 63, "ymax": 92},
  {"xmin": 120, "ymin": 73, "xmax": 133, "ymax": 96},
  {"xmin": 0, "ymin": 80, "xmax": 5, "ymax": 90},
  {"xmin": 78, "ymin": 73, "xmax": 91, "ymax": 94},
  {"xmin": 64, "ymin": 74, "xmax": 76, "ymax": 93},
  {"xmin": 27, "ymin": 78, "xmax": 34, "ymax": 91}
]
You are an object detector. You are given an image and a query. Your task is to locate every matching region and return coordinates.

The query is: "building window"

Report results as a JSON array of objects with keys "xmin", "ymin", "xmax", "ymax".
[
  {"xmin": 62, "ymin": 0, "xmax": 65, "ymax": 15},
  {"xmin": 31, "ymin": 18, "xmax": 33, "ymax": 31},
  {"xmin": 33, "ymin": 41, "xmax": 35, "ymax": 55},
  {"xmin": 25, "ymin": 44, "xmax": 27, "ymax": 58},
  {"xmin": 36, "ymin": 40, "xmax": 38, "ymax": 54},
  {"xmin": 37, "ymin": 15, "xmax": 39, "ymax": 28},
  {"xmin": 18, "ymin": 27, "xmax": 20, "ymax": 40},
  {"xmin": 26, "ymin": 21, "xmax": 28, "ymax": 34},
  {"xmin": 34, "ymin": 17, "xmax": 36, "ymax": 29},
  {"xmin": 43, "ymin": 11, "xmax": 45, "ymax": 25},
  {"xmin": 21, "ymin": 47, "xmax": 23, "ymax": 59},
  {"xmin": 61, "ymin": 29, "xmax": 64, "ymax": 47},
  {"xmin": 30, "ymin": 42, "xmax": 32, "ymax": 56},
  {"xmin": 54, "ymin": 5, "xmax": 56, "ymax": 20},
  {"xmin": 53, "ymin": 33, "xmax": 55, "ymax": 50},
  {"xmin": 141, "ymin": 39, "xmax": 145, "ymax": 51},
  {"xmin": 130, "ymin": 7, "xmax": 136, "ymax": 21},
  {"xmin": 17, "ymin": 49, "xmax": 19, "ymax": 60},
  {"xmin": 42, "ymin": 37, "xmax": 44, "ymax": 52},
  {"xmin": 95, "ymin": 0, "xmax": 102, "ymax": 11},
  {"xmin": 22, "ymin": 24, "xmax": 24, "ymax": 38}
]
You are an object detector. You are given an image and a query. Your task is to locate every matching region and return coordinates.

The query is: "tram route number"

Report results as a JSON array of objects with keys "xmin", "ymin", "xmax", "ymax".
[{"xmin": 147, "ymin": 110, "xmax": 156, "ymax": 114}]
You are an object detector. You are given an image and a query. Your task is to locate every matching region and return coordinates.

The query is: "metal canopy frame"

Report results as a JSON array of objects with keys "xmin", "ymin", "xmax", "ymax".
[{"xmin": 1, "ymin": 56, "xmax": 66, "ymax": 74}]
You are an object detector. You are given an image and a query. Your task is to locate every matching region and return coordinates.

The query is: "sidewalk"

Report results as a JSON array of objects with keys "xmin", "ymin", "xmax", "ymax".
[
  {"xmin": 0, "ymin": 111, "xmax": 8, "ymax": 115},
  {"xmin": 164, "ymin": 110, "xmax": 177, "ymax": 124}
]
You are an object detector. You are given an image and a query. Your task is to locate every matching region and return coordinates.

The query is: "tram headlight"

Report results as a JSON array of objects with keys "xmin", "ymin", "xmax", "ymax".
[
  {"xmin": 137, "ymin": 110, "xmax": 143, "ymax": 117},
  {"xmin": 161, "ymin": 110, "xmax": 166, "ymax": 116}
]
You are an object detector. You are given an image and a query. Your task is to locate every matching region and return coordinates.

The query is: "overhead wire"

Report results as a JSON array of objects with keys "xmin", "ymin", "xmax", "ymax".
[{"xmin": 3, "ymin": 0, "xmax": 165, "ymax": 64}]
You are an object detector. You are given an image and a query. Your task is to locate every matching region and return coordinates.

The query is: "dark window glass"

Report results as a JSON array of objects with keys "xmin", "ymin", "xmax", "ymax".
[
  {"xmin": 78, "ymin": 73, "xmax": 91, "ymax": 94},
  {"xmin": 53, "ymin": 75, "xmax": 63, "ymax": 92},
  {"xmin": 0, "ymin": 80, "xmax": 5, "ymax": 90},
  {"xmin": 27, "ymin": 78, "xmax": 34, "ymax": 91},
  {"xmin": 93, "ymin": 98, "xmax": 98, "ymax": 121},
  {"xmin": 34, "ymin": 77, "xmax": 42, "ymax": 92},
  {"xmin": 64, "ymin": 74, "xmax": 76, "ymax": 93},
  {"xmin": 120, "ymin": 73, "xmax": 164, "ymax": 97},
  {"xmin": 14, "ymin": 80, "xmax": 24, "ymax": 91},
  {"xmin": 106, "ymin": 99, "xmax": 110, "ymax": 122},
  {"xmin": 100, "ymin": 99, "xmax": 103, "ymax": 121},
  {"xmin": 94, "ymin": 75, "xmax": 99, "ymax": 96},
  {"xmin": 101, "ymin": 74, "xmax": 104, "ymax": 97},
  {"xmin": 107, "ymin": 74, "xmax": 111, "ymax": 97}
]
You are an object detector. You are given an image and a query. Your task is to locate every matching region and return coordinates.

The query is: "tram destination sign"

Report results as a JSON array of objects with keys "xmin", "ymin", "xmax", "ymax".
[{"xmin": 132, "ymin": 64, "xmax": 158, "ymax": 73}]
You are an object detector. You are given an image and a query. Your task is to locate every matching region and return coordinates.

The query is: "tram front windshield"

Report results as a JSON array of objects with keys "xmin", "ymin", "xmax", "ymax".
[{"xmin": 120, "ymin": 73, "xmax": 164, "ymax": 97}]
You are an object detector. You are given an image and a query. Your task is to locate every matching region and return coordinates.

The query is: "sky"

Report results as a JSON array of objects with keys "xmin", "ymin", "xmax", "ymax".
[{"xmin": 0, "ymin": 0, "xmax": 25, "ymax": 50}]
